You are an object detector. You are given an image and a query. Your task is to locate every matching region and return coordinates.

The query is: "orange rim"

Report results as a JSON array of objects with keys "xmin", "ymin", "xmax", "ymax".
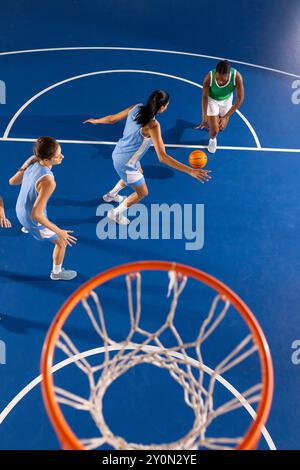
[{"xmin": 41, "ymin": 260, "xmax": 274, "ymax": 450}]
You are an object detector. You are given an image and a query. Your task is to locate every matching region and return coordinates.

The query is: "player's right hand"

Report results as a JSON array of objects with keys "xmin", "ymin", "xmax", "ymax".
[
  {"xmin": 194, "ymin": 119, "xmax": 208, "ymax": 130},
  {"xmin": 83, "ymin": 118, "xmax": 99, "ymax": 124},
  {"xmin": 190, "ymin": 169, "xmax": 212, "ymax": 183},
  {"xmin": 57, "ymin": 229, "xmax": 77, "ymax": 247}
]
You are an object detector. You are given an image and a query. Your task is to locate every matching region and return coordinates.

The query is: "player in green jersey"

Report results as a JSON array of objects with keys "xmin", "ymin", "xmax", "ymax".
[{"xmin": 195, "ymin": 60, "xmax": 244, "ymax": 153}]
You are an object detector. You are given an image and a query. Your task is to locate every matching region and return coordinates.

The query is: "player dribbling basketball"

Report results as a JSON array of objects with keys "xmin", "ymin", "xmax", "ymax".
[{"xmin": 84, "ymin": 90, "xmax": 212, "ymax": 225}]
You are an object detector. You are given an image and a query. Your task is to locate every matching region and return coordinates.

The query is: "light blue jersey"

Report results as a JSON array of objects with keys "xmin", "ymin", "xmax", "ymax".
[
  {"xmin": 16, "ymin": 160, "xmax": 58, "ymax": 241},
  {"xmin": 112, "ymin": 104, "xmax": 152, "ymax": 186}
]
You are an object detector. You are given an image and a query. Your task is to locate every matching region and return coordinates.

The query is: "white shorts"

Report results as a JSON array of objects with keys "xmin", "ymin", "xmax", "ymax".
[
  {"xmin": 29, "ymin": 225, "xmax": 58, "ymax": 242},
  {"xmin": 113, "ymin": 159, "xmax": 145, "ymax": 187},
  {"xmin": 207, "ymin": 95, "xmax": 233, "ymax": 117}
]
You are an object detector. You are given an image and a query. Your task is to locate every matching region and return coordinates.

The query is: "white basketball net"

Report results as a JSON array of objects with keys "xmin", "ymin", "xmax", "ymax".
[{"xmin": 53, "ymin": 270, "xmax": 262, "ymax": 450}]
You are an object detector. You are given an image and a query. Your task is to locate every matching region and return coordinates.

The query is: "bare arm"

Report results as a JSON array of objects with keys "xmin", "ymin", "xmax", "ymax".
[
  {"xmin": 9, "ymin": 168, "xmax": 26, "ymax": 186},
  {"xmin": 31, "ymin": 177, "xmax": 77, "ymax": 247},
  {"xmin": 194, "ymin": 73, "xmax": 210, "ymax": 129},
  {"xmin": 149, "ymin": 121, "xmax": 211, "ymax": 183},
  {"xmin": 83, "ymin": 104, "xmax": 137, "ymax": 125},
  {"xmin": 31, "ymin": 177, "xmax": 59, "ymax": 231},
  {"xmin": 202, "ymin": 74, "xmax": 210, "ymax": 121},
  {"xmin": 9, "ymin": 156, "xmax": 37, "ymax": 186},
  {"xmin": 224, "ymin": 72, "xmax": 244, "ymax": 119}
]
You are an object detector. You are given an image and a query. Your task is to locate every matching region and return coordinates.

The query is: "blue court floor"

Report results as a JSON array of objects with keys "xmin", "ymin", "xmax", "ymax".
[{"xmin": 0, "ymin": 0, "xmax": 300, "ymax": 450}]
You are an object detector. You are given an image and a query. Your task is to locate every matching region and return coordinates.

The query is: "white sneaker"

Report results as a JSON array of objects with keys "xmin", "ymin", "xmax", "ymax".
[
  {"xmin": 21, "ymin": 227, "xmax": 29, "ymax": 234},
  {"xmin": 50, "ymin": 268, "xmax": 77, "ymax": 281},
  {"xmin": 103, "ymin": 193, "xmax": 125, "ymax": 203},
  {"xmin": 108, "ymin": 209, "xmax": 130, "ymax": 225},
  {"xmin": 208, "ymin": 138, "xmax": 217, "ymax": 154}
]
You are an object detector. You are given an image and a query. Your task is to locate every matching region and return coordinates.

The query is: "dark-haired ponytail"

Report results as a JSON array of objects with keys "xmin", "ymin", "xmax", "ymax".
[
  {"xmin": 34, "ymin": 136, "xmax": 59, "ymax": 160},
  {"xmin": 135, "ymin": 90, "xmax": 169, "ymax": 127}
]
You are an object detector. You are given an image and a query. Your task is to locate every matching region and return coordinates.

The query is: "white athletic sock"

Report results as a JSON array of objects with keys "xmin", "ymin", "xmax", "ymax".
[
  {"xmin": 113, "ymin": 199, "xmax": 128, "ymax": 215},
  {"xmin": 109, "ymin": 182, "xmax": 124, "ymax": 197},
  {"xmin": 53, "ymin": 263, "xmax": 62, "ymax": 274}
]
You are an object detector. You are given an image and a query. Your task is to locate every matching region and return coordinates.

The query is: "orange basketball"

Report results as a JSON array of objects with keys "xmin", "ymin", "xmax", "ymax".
[{"xmin": 189, "ymin": 150, "xmax": 207, "ymax": 169}]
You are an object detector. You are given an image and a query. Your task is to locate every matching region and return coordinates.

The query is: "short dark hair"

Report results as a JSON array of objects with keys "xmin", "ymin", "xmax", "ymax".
[
  {"xmin": 216, "ymin": 60, "xmax": 231, "ymax": 75},
  {"xmin": 34, "ymin": 137, "xmax": 60, "ymax": 160}
]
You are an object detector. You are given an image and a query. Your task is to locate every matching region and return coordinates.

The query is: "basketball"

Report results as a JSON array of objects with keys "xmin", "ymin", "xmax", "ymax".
[{"xmin": 189, "ymin": 150, "xmax": 207, "ymax": 169}]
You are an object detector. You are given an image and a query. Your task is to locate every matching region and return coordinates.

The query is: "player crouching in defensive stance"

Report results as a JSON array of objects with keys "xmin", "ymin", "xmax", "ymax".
[
  {"xmin": 195, "ymin": 60, "xmax": 244, "ymax": 154},
  {"xmin": 9, "ymin": 137, "xmax": 77, "ymax": 280}
]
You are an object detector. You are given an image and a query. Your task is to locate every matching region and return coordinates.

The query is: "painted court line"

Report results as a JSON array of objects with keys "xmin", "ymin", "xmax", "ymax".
[
  {"xmin": 0, "ymin": 47, "xmax": 287, "ymax": 451},
  {"xmin": 0, "ymin": 46, "xmax": 299, "ymax": 79},
  {"xmin": 0, "ymin": 344, "xmax": 277, "ymax": 450},
  {"xmin": 2, "ymin": 69, "xmax": 261, "ymax": 149},
  {"xmin": 1, "ymin": 137, "xmax": 299, "ymax": 153}
]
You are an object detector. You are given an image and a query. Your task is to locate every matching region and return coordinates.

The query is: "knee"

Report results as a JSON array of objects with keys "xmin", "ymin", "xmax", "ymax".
[
  {"xmin": 54, "ymin": 239, "xmax": 66, "ymax": 250},
  {"xmin": 138, "ymin": 187, "xmax": 148, "ymax": 199},
  {"xmin": 211, "ymin": 125, "xmax": 219, "ymax": 136},
  {"xmin": 142, "ymin": 187, "xmax": 149, "ymax": 198},
  {"xmin": 219, "ymin": 117, "xmax": 228, "ymax": 132}
]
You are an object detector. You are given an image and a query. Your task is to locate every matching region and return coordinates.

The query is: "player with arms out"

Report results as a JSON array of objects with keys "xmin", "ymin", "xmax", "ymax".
[
  {"xmin": 9, "ymin": 137, "xmax": 77, "ymax": 280},
  {"xmin": 195, "ymin": 60, "xmax": 244, "ymax": 154},
  {"xmin": 84, "ymin": 90, "xmax": 211, "ymax": 225}
]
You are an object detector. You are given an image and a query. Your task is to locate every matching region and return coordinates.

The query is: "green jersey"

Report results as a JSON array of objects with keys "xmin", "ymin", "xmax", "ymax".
[{"xmin": 208, "ymin": 68, "xmax": 236, "ymax": 101}]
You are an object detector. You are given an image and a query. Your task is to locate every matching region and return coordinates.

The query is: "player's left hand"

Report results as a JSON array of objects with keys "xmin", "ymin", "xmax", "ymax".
[{"xmin": 219, "ymin": 116, "xmax": 229, "ymax": 131}]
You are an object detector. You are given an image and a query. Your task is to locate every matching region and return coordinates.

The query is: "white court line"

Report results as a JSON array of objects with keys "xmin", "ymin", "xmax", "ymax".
[
  {"xmin": 2, "ymin": 69, "xmax": 261, "ymax": 148},
  {"xmin": 0, "ymin": 46, "xmax": 299, "ymax": 79},
  {"xmin": 0, "ymin": 344, "xmax": 276, "ymax": 450},
  {"xmin": 236, "ymin": 110, "xmax": 261, "ymax": 148},
  {"xmin": 1, "ymin": 137, "xmax": 299, "ymax": 153},
  {"xmin": 0, "ymin": 46, "xmax": 280, "ymax": 450}
]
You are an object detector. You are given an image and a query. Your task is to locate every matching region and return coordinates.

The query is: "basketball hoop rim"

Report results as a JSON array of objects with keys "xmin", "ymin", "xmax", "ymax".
[{"xmin": 41, "ymin": 260, "xmax": 274, "ymax": 451}]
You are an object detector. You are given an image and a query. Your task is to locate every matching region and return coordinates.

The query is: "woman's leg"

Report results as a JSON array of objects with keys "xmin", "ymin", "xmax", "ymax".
[
  {"xmin": 207, "ymin": 115, "xmax": 219, "ymax": 139},
  {"xmin": 108, "ymin": 181, "xmax": 149, "ymax": 224},
  {"xmin": 219, "ymin": 96, "xmax": 232, "ymax": 132},
  {"xmin": 103, "ymin": 179, "xmax": 126, "ymax": 202},
  {"xmin": 207, "ymin": 115, "xmax": 219, "ymax": 153},
  {"xmin": 50, "ymin": 239, "xmax": 77, "ymax": 280},
  {"xmin": 120, "ymin": 182, "xmax": 149, "ymax": 209},
  {"xmin": 219, "ymin": 115, "xmax": 229, "ymax": 131},
  {"xmin": 52, "ymin": 239, "xmax": 66, "ymax": 268}
]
